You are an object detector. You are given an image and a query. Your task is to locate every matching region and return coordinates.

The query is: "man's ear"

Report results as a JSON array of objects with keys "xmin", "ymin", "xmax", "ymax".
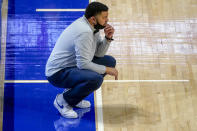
[{"xmin": 90, "ymin": 16, "xmax": 97, "ymax": 25}]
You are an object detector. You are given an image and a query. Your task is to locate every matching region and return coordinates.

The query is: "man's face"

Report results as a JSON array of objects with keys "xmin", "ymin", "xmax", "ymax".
[{"xmin": 95, "ymin": 11, "xmax": 108, "ymax": 26}]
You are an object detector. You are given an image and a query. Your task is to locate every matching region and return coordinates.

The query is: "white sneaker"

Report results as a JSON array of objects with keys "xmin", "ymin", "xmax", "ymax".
[
  {"xmin": 63, "ymin": 88, "xmax": 91, "ymax": 108},
  {"xmin": 54, "ymin": 94, "xmax": 78, "ymax": 118},
  {"xmin": 76, "ymin": 100, "xmax": 91, "ymax": 108}
]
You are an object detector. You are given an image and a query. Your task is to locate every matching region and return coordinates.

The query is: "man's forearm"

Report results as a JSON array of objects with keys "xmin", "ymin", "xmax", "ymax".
[{"xmin": 95, "ymin": 38, "xmax": 110, "ymax": 57}]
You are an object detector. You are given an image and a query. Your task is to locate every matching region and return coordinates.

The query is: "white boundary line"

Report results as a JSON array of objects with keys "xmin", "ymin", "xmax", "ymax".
[
  {"xmin": 4, "ymin": 80, "xmax": 48, "ymax": 83},
  {"xmin": 4, "ymin": 80, "xmax": 189, "ymax": 83},
  {"xmin": 96, "ymin": 88, "xmax": 104, "ymax": 131},
  {"xmin": 36, "ymin": 9, "xmax": 85, "ymax": 12},
  {"xmin": 104, "ymin": 80, "xmax": 189, "ymax": 82}
]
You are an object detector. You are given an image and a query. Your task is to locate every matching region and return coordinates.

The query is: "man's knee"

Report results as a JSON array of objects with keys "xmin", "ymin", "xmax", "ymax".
[
  {"xmin": 106, "ymin": 55, "xmax": 116, "ymax": 67},
  {"xmin": 89, "ymin": 73, "xmax": 103, "ymax": 89}
]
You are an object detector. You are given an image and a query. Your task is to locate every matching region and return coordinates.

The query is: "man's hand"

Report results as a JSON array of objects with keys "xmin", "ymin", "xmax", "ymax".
[
  {"xmin": 106, "ymin": 67, "xmax": 118, "ymax": 80},
  {"xmin": 104, "ymin": 24, "xmax": 115, "ymax": 39}
]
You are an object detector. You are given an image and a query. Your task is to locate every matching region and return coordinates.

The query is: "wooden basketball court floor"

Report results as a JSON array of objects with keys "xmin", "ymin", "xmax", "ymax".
[{"xmin": 1, "ymin": 0, "xmax": 197, "ymax": 130}]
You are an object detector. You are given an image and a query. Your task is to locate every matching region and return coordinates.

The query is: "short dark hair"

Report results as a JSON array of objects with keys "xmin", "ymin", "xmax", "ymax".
[{"xmin": 85, "ymin": 2, "xmax": 108, "ymax": 19}]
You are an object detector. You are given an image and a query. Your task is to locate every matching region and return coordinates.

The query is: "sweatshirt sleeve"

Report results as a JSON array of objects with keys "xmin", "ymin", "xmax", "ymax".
[
  {"xmin": 95, "ymin": 32, "xmax": 111, "ymax": 57},
  {"xmin": 74, "ymin": 32, "xmax": 106, "ymax": 74}
]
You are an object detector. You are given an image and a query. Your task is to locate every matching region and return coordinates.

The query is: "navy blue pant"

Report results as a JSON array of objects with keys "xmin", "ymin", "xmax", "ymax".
[{"xmin": 47, "ymin": 55, "xmax": 116, "ymax": 107}]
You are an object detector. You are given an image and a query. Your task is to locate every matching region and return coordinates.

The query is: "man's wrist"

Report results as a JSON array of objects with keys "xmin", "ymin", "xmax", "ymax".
[
  {"xmin": 105, "ymin": 36, "xmax": 114, "ymax": 41},
  {"xmin": 105, "ymin": 67, "xmax": 109, "ymax": 74}
]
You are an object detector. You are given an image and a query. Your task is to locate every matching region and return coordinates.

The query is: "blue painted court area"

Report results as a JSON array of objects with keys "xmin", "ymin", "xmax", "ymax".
[
  {"xmin": 3, "ymin": 83, "xmax": 96, "ymax": 131},
  {"xmin": 8, "ymin": 0, "xmax": 88, "ymax": 14},
  {"xmin": 5, "ymin": 0, "xmax": 86, "ymax": 80},
  {"xmin": 5, "ymin": 2, "xmax": 85, "ymax": 80},
  {"xmin": 5, "ymin": 13, "xmax": 84, "ymax": 80},
  {"xmin": 3, "ymin": 0, "xmax": 97, "ymax": 130}
]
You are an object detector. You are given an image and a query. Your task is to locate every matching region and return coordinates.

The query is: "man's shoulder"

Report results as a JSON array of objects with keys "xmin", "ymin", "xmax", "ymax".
[{"xmin": 72, "ymin": 17, "xmax": 92, "ymax": 33}]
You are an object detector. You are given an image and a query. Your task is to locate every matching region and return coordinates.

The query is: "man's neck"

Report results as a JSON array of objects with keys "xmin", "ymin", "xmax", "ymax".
[{"xmin": 88, "ymin": 19, "xmax": 95, "ymax": 29}]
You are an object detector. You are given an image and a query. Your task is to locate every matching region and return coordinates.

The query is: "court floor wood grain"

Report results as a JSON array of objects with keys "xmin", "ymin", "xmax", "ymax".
[{"xmin": 96, "ymin": 0, "xmax": 197, "ymax": 130}]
